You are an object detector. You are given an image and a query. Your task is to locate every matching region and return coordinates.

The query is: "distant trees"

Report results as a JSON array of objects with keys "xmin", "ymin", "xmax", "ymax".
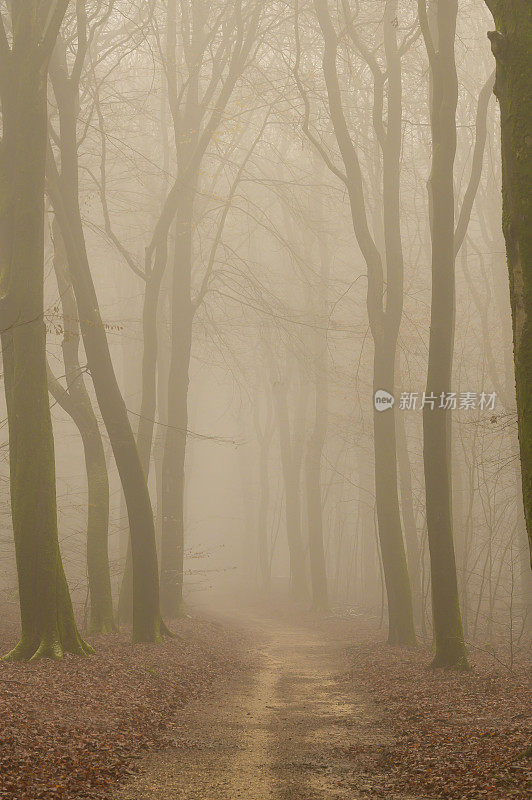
[
  {"xmin": 485, "ymin": 0, "xmax": 532, "ymax": 568},
  {"xmin": 154, "ymin": 0, "xmax": 263, "ymax": 617}
]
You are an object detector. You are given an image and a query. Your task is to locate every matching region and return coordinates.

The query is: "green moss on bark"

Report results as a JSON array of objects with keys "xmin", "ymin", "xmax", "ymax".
[
  {"xmin": 0, "ymin": 11, "xmax": 90, "ymax": 662},
  {"xmin": 487, "ymin": 1, "xmax": 532, "ymax": 566}
]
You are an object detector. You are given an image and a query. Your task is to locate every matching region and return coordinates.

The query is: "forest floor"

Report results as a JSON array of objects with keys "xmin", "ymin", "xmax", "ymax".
[
  {"xmin": 0, "ymin": 596, "xmax": 530, "ymax": 799},
  {"xmin": 0, "ymin": 609, "xmax": 250, "ymax": 800}
]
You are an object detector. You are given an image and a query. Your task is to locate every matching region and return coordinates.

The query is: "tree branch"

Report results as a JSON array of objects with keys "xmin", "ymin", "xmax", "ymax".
[
  {"xmin": 293, "ymin": 0, "xmax": 348, "ymax": 186},
  {"xmin": 39, "ymin": 0, "xmax": 71, "ymax": 65},
  {"xmin": 0, "ymin": 12, "xmax": 11, "ymax": 69},
  {"xmin": 417, "ymin": 0, "xmax": 437, "ymax": 68},
  {"xmin": 193, "ymin": 110, "xmax": 270, "ymax": 311},
  {"xmin": 454, "ymin": 69, "xmax": 495, "ymax": 256}
]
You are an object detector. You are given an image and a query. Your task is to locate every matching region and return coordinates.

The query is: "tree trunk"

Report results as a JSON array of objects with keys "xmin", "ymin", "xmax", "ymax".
[
  {"xmin": 486, "ymin": 0, "xmax": 532, "ymax": 566},
  {"xmin": 136, "ymin": 245, "xmax": 168, "ymax": 477},
  {"xmin": 258, "ymin": 428, "xmax": 273, "ymax": 591},
  {"xmin": 160, "ymin": 190, "xmax": 194, "ymax": 618},
  {"xmin": 396, "ymin": 410, "xmax": 422, "ymax": 619},
  {"xmin": 47, "ymin": 57, "xmax": 162, "ymax": 644},
  {"xmin": 273, "ymin": 378, "xmax": 308, "ymax": 601},
  {"xmin": 374, "ymin": 345, "xmax": 416, "ymax": 644},
  {"xmin": 305, "ymin": 435, "xmax": 329, "ymax": 610},
  {"xmin": 419, "ymin": 0, "xmax": 468, "ymax": 668},
  {"xmin": 47, "ymin": 221, "xmax": 114, "ymax": 634},
  {"xmin": 155, "ymin": 291, "xmax": 170, "ymax": 551},
  {"xmin": 312, "ymin": 0, "xmax": 415, "ymax": 643},
  {"xmin": 306, "ymin": 172, "xmax": 330, "ymax": 612},
  {"xmin": 0, "ymin": 9, "xmax": 90, "ymax": 660}
]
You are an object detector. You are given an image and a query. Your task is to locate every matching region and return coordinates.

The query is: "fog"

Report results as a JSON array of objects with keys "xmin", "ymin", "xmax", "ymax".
[
  {"xmin": 1, "ymin": 0, "xmax": 529, "ymax": 649},
  {"xmin": 0, "ymin": 1, "xmax": 530, "ymax": 796}
]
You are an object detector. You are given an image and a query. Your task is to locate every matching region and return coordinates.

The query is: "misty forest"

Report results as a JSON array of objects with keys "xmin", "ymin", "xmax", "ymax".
[{"xmin": 0, "ymin": 1, "xmax": 530, "ymax": 798}]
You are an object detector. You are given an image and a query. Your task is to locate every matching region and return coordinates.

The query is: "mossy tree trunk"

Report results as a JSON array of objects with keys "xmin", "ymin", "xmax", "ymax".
[
  {"xmin": 0, "ymin": 2, "xmax": 92, "ymax": 660},
  {"xmin": 485, "ymin": 0, "xmax": 532, "ymax": 567},
  {"xmin": 418, "ymin": 0, "xmax": 468, "ymax": 668}
]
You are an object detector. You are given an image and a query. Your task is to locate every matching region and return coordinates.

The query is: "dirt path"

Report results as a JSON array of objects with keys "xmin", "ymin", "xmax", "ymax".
[{"xmin": 113, "ymin": 607, "xmax": 402, "ymax": 799}]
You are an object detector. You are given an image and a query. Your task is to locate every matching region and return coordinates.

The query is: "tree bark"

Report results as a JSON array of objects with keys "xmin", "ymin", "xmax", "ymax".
[
  {"xmin": 419, "ymin": 0, "xmax": 468, "ymax": 668},
  {"xmin": 47, "ymin": 45, "xmax": 163, "ymax": 643},
  {"xmin": 0, "ymin": 2, "xmax": 90, "ymax": 660},
  {"xmin": 310, "ymin": 0, "xmax": 416, "ymax": 643},
  {"xmin": 305, "ymin": 175, "xmax": 330, "ymax": 612},
  {"xmin": 253, "ymin": 388, "xmax": 274, "ymax": 591},
  {"xmin": 47, "ymin": 221, "xmax": 114, "ymax": 634},
  {"xmin": 273, "ymin": 376, "xmax": 309, "ymax": 601},
  {"xmin": 396, "ymin": 410, "xmax": 422, "ymax": 618},
  {"xmin": 160, "ymin": 189, "xmax": 194, "ymax": 618},
  {"xmin": 486, "ymin": 0, "xmax": 532, "ymax": 567}
]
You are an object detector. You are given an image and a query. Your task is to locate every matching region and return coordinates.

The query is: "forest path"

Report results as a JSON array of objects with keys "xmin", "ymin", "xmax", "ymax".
[{"xmin": 113, "ymin": 602, "xmax": 401, "ymax": 799}]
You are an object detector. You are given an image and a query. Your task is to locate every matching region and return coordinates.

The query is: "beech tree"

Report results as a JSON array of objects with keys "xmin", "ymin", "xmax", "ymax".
[
  {"xmin": 253, "ymin": 378, "xmax": 275, "ymax": 591},
  {"xmin": 155, "ymin": 0, "xmax": 263, "ymax": 617},
  {"xmin": 46, "ymin": 221, "xmax": 114, "ymax": 635},
  {"xmin": 46, "ymin": 2, "xmax": 166, "ymax": 643},
  {"xmin": 305, "ymin": 166, "xmax": 331, "ymax": 612},
  {"xmin": 297, "ymin": 0, "xmax": 416, "ymax": 644},
  {"xmin": 484, "ymin": 0, "xmax": 532, "ymax": 567},
  {"xmin": 0, "ymin": 1, "xmax": 92, "ymax": 660},
  {"xmin": 418, "ymin": 0, "xmax": 495, "ymax": 667}
]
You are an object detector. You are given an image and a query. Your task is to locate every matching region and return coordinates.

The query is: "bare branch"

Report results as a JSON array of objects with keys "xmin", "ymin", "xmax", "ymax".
[
  {"xmin": 293, "ymin": 0, "xmax": 348, "ymax": 186},
  {"xmin": 193, "ymin": 110, "xmax": 271, "ymax": 311},
  {"xmin": 454, "ymin": 69, "xmax": 495, "ymax": 256},
  {"xmin": 39, "ymin": 0, "xmax": 71, "ymax": 65},
  {"xmin": 417, "ymin": 0, "xmax": 436, "ymax": 68}
]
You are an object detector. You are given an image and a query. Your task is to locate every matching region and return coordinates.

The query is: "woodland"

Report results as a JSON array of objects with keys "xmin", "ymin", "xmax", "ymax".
[{"xmin": 0, "ymin": 1, "xmax": 530, "ymax": 799}]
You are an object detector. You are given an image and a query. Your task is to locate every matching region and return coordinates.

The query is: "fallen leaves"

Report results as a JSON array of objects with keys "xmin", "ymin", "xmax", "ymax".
[
  {"xmin": 343, "ymin": 623, "xmax": 531, "ymax": 799},
  {"xmin": 0, "ymin": 615, "xmax": 246, "ymax": 800}
]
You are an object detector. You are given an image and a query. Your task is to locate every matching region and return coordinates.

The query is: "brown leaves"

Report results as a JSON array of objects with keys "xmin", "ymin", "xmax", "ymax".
[
  {"xmin": 0, "ymin": 616, "xmax": 244, "ymax": 800},
  {"xmin": 344, "ymin": 630, "xmax": 531, "ymax": 799}
]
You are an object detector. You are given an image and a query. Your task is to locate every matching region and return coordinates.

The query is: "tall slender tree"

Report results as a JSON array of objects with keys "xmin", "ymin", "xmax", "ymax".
[
  {"xmin": 272, "ymin": 365, "xmax": 309, "ymax": 601},
  {"xmin": 46, "ymin": 221, "xmax": 114, "ymax": 635},
  {"xmin": 297, "ymin": 0, "xmax": 416, "ymax": 643},
  {"xmin": 46, "ymin": 4, "xmax": 165, "ymax": 643},
  {"xmin": 157, "ymin": 1, "xmax": 263, "ymax": 616},
  {"xmin": 418, "ymin": 0, "xmax": 468, "ymax": 668},
  {"xmin": 305, "ymin": 170, "xmax": 331, "ymax": 611}
]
